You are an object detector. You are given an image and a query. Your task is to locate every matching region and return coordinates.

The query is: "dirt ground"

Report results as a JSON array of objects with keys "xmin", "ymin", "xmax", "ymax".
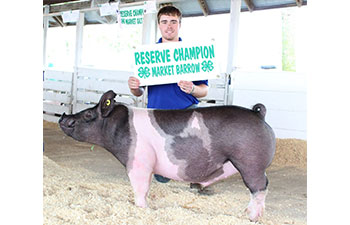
[{"xmin": 43, "ymin": 121, "xmax": 307, "ymax": 225}]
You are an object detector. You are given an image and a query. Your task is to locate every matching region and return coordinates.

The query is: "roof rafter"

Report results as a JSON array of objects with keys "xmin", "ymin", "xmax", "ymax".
[
  {"xmin": 244, "ymin": 0, "xmax": 255, "ymax": 12},
  {"xmin": 53, "ymin": 15, "xmax": 66, "ymax": 27},
  {"xmin": 197, "ymin": 0, "xmax": 209, "ymax": 16},
  {"xmin": 43, "ymin": 0, "xmax": 88, "ymax": 6},
  {"xmin": 295, "ymin": 0, "xmax": 303, "ymax": 7}
]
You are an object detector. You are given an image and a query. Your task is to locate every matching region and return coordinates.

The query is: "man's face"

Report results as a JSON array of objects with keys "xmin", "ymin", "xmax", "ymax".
[{"xmin": 158, "ymin": 14, "xmax": 181, "ymax": 42}]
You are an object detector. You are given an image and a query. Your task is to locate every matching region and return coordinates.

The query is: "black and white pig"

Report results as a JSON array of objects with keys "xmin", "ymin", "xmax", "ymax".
[{"xmin": 59, "ymin": 90, "xmax": 275, "ymax": 221}]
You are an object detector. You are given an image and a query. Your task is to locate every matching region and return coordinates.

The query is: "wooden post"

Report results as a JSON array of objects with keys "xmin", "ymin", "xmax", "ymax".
[
  {"xmin": 71, "ymin": 11, "xmax": 85, "ymax": 113},
  {"xmin": 225, "ymin": 0, "xmax": 241, "ymax": 105},
  {"xmin": 43, "ymin": 5, "xmax": 50, "ymax": 68}
]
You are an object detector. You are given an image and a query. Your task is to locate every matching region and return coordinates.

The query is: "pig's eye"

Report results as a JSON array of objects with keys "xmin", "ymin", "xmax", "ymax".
[{"xmin": 83, "ymin": 110, "xmax": 96, "ymax": 122}]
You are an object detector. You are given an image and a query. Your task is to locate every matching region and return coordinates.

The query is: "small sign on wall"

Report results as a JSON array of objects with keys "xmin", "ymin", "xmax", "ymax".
[
  {"xmin": 62, "ymin": 10, "xmax": 80, "ymax": 23},
  {"xmin": 119, "ymin": 5, "xmax": 144, "ymax": 26},
  {"xmin": 99, "ymin": 2, "xmax": 119, "ymax": 16}
]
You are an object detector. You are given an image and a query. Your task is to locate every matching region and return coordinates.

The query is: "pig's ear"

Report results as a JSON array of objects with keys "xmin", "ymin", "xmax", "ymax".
[{"xmin": 99, "ymin": 90, "xmax": 116, "ymax": 117}]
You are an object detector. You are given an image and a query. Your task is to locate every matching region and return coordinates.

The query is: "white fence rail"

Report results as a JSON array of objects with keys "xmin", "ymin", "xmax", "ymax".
[
  {"xmin": 231, "ymin": 71, "xmax": 307, "ymax": 140},
  {"xmin": 43, "ymin": 70, "xmax": 73, "ymax": 122},
  {"xmin": 74, "ymin": 67, "xmax": 139, "ymax": 112},
  {"xmin": 199, "ymin": 73, "xmax": 229, "ymax": 106}
]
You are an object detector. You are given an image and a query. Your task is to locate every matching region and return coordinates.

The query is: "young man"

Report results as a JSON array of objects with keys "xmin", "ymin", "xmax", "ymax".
[
  {"xmin": 128, "ymin": 6, "xmax": 209, "ymax": 183},
  {"xmin": 128, "ymin": 6, "xmax": 209, "ymax": 110}
]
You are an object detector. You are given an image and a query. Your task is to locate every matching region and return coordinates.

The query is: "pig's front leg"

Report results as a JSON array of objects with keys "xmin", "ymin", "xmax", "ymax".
[{"xmin": 127, "ymin": 164, "xmax": 153, "ymax": 208}]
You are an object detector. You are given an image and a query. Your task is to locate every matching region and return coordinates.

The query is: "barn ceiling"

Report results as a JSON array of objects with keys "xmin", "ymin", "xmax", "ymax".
[{"xmin": 43, "ymin": 0, "xmax": 307, "ymax": 27}]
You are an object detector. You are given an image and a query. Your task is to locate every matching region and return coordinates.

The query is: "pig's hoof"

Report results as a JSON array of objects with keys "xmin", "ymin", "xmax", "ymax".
[
  {"xmin": 198, "ymin": 188, "xmax": 214, "ymax": 196},
  {"xmin": 190, "ymin": 183, "xmax": 214, "ymax": 195},
  {"xmin": 190, "ymin": 183, "xmax": 201, "ymax": 189},
  {"xmin": 245, "ymin": 205, "xmax": 264, "ymax": 222}
]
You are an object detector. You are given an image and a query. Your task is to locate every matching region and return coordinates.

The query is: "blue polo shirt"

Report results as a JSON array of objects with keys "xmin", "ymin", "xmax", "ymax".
[{"xmin": 147, "ymin": 37, "xmax": 208, "ymax": 109}]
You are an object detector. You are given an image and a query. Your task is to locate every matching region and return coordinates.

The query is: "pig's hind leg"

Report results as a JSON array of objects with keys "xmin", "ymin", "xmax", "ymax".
[{"xmin": 229, "ymin": 159, "xmax": 269, "ymax": 222}]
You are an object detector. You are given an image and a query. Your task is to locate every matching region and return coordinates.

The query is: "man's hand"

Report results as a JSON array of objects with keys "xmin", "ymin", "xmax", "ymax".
[
  {"xmin": 128, "ymin": 76, "xmax": 144, "ymax": 97},
  {"xmin": 178, "ymin": 80, "xmax": 208, "ymax": 98},
  {"xmin": 177, "ymin": 80, "xmax": 194, "ymax": 94}
]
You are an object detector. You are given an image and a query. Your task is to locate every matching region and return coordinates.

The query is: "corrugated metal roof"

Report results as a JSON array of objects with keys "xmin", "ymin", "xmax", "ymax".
[{"xmin": 43, "ymin": 0, "xmax": 307, "ymax": 27}]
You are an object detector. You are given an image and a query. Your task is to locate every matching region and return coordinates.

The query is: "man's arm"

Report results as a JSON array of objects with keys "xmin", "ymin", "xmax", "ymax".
[{"xmin": 191, "ymin": 83, "xmax": 208, "ymax": 98}]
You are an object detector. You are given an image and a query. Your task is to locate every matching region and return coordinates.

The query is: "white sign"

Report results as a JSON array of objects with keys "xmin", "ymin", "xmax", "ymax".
[
  {"xmin": 62, "ymin": 10, "xmax": 80, "ymax": 23},
  {"xmin": 99, "ymin": 2, "xmax": 119, "ymax": 16},
  {"xmin": 133, "ymin": 41, "xmax": 219, "ymax": 86},
  {"xmin": 144, "ymin": 0, "xmax": 157, "ymax": 14},
  {"xmin": 119, "ymin": 5, "xmax": 144, "ymax": 26}
]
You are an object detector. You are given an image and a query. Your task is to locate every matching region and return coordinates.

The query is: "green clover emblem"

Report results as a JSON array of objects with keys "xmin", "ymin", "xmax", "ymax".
[
  {"xmin": 201, "ymin": 60, "xmax": 214, "ymax": 72},
  {"xmin": 138, "ymin": 67, "xmax": 150, "ymax": 79}
]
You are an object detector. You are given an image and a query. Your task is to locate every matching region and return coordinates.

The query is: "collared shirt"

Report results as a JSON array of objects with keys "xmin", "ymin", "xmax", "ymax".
[{"xmin": 147, "ymin": 37, "xmax": 208, "ymax": 109}]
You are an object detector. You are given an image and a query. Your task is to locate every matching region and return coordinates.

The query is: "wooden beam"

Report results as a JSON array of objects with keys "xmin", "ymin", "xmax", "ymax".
[
  {"xmin": 53, "ymin": 16, "xmax": 66, "ymax": 27},
  {"xmin": 197, "ymin": 0, "xmax": 209, "ymax": 17},
  {"xmin": 159, "ymin": 2, "xmax": 173, "ymax": 8},
  {"xmin": 296, "ymin": 0, "xmax": 303, "ymax": 7},
  {"xmin": 43, "ymin": 0, "xmax": 84, "ymax": 6},
  {"xmin": 48, "ymin": 1, "xmax": 91, "ymax": 13},
  {"xmin": 243, "ymin": 0, "xmax": 255, "ymax": 12}
]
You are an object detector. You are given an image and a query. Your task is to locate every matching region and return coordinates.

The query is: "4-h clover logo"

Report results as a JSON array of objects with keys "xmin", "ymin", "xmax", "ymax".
[
  {"xmin": 201, "ymin": 60, "xmax": 214, "ymax": 72},
  {"xmin": 138, "ymin": 67, "xmax": 150, "ymax": 79}
]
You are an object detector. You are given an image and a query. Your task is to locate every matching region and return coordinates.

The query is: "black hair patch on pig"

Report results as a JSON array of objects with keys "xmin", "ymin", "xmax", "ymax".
[
  {"xmin": 172, "ymin": 135, "xmax": 217, "ymax": 182},
  {"xmin": 152, "ymin": 109, "xmax": 194, "ymax": 136},
  {"xmin": 102, "ymin": 104, "xmax": 134, "ymax": 167}
]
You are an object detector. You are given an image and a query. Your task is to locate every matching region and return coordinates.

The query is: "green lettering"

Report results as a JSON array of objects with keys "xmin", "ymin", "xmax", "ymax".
[
  {"xmin": 176, "ymin": 65, "xmax": 180, "ymax": 75},
  {"xmin": 179, "ymin": 48, "xmax": 184, "ymax": 61},
  {"xmin": 155, "ymin": 51, "xmax": 160, "ymax": 63},
  {"xmin": 145, "ymin": 51, "xmax": 150, "ymax": 64},
  {"xmin": 196, "ymin": 47, "xmax": 201, "ymax": 59},
  {"xmin": 150, "ymin": 51, "xmax": 155, "ymax": 64},
  {"xmin": 185, "ymin": 48, "xmax": 190, "ymax": 61},
  {"xmin": 134, "ymin": 52, "xmax": 141, "ymax": 65},
  {"xmin": 173, "ymin": 49, "xmax": 179, "ymax": 62},
  {"xmin": 195, "ymin": 63, "xmax": 200, "ymax": 72},
  {"xmin": 140, "ymin": 52, "xmax": 145, "ymax": 65},
  {"xmin": 166, "ymin": 49, "xmax": 171, "ymax": 63},
  {"xmin": 203, "ymin": 46, "xmax": 209, "ymax": 58},
  {"xmin": 133, "ymin": 9, "xmax": 144, "ymax": 16},
  {"xmin": 160, "ymin": 50, "xmax": 165, "ymax": 63},
  {"xmin": 209, "ymin": 44, "xmax": 215, "ymax": 59},
  {"xmin": 189, "ymin": 47, "xmax": 197, "ymax": 60},
  {"xmin": 152, "ymin": 67, "xmax": 157, "ymax": 77}
]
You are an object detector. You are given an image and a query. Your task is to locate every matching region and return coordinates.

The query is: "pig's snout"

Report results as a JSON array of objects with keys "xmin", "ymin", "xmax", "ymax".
[{"xmin": 59, "ymin": 113, "xmax": 76, "ymax": 128}]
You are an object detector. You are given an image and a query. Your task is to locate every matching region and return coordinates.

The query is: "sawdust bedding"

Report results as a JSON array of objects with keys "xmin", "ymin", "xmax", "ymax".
[{"xmin": 43, "ymin": 121, "xmax": 306, "ymax": 225}]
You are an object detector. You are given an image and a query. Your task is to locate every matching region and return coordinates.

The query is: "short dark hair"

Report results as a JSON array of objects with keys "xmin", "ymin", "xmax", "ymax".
[{"xmin": 157, "ymin": 5, "xmax": 182, "ymax": 24}]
